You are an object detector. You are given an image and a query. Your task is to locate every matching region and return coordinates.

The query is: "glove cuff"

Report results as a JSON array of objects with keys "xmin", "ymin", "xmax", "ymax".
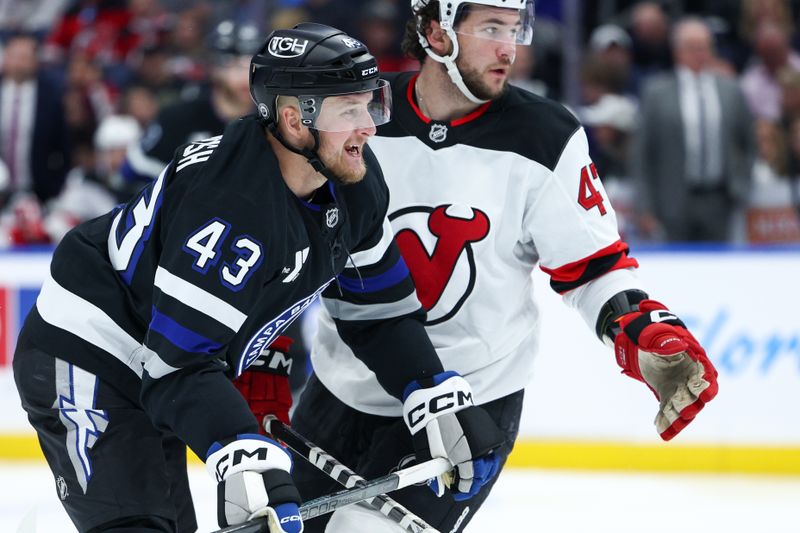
[{"xmin": 402, "ymin": 372, "xmax": 474, "ymax": 435}]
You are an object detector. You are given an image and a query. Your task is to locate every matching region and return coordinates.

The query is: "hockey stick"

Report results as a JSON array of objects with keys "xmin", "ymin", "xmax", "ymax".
[
  {"xmin": 268, "ymin": 418, "xmax": 442, "ymax": 533},
  {"xmin": 212, "ymin": 446, "xmax": 450, "ymax": 533}
]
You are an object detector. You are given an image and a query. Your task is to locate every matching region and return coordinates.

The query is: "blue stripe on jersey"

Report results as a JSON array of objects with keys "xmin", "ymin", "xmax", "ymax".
[
  {"xmin": 337, "ymin": 257, "xmax": 410, "ymax": 294},
  {"xmin": 149, "ymin": 307, "xmax": 224, "ymax": 354}
]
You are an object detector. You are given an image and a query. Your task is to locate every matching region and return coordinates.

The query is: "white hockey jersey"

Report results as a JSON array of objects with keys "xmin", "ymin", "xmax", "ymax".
[{"xmin": 312, "ymin": 72, "xmax": 644, "ymax": 415}]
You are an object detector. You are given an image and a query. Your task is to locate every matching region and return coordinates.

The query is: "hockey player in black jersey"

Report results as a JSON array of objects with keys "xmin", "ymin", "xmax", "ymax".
[
  {"xmin": 12, "ymin": 23, "xmax": 506, "ymax": 533},
  {"xmin": 292, "ymin": 2, "xmax": 720, "ymax": 532}
]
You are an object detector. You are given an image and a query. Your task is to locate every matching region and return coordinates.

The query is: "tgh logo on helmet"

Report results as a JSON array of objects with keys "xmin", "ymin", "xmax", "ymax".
[{"xmin": 268, "ymin": 36, "xmax": 309, "ymax": 58}]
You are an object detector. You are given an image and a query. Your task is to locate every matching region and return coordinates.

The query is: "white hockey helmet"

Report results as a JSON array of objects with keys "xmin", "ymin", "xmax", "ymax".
[{"xmin": 411, "ymin": 0, "xmax": 535, "ymax": 103}]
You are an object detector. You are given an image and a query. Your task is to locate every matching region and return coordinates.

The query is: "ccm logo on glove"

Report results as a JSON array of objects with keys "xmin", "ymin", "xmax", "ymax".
[
  {"xmin": 406, "ymin": 389, "xmax": 474, "ymax": 430},
  {"xmin": 208, "ymin": 436, "xmax": 292, "ymax": 482}
]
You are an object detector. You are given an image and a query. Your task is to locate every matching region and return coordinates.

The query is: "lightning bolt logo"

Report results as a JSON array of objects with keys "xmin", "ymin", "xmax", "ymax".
[{"xmin": 55, "ymin": 360, "xmax": 109, "ymax": 493}]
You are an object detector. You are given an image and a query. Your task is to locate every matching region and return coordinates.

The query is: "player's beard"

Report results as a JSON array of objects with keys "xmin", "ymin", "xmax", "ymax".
[
  {"xmin": 316, "ymin": 136, "xmax": 367, "ymax": 185},
  {"xmin": 456, "ymin": 56, "xmax": 511, "ymax": 101}
]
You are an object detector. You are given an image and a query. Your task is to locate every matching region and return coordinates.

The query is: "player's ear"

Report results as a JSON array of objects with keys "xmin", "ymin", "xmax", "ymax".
[
  {"xmin": 276, "ymin": 102, "xmax": 305, "ymax": 142},
  {"xmin": 426, "ymin": 20, "xmax": 453, "ymax": 56}
]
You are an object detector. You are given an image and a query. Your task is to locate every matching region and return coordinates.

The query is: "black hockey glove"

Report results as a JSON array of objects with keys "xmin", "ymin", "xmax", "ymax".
[
  {"xmin": 402, "ymin": 371, "xmax": 505, "ymax": 501},
  {"xmin": 206, "ymin": 434, "xmax": 302, "ymax": 532}
]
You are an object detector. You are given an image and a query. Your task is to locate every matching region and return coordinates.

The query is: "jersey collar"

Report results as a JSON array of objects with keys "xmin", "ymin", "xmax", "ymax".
[{"xmin": 406, "ymin": 73, "xmax": 492, "ymax": 127}]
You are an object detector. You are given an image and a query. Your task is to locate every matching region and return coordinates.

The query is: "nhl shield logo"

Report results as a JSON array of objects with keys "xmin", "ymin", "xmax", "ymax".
[
  {"xmin": 56, "ymin": 476, "xmax": 69, "ymax": 500},
  {"xmin": 429, "ymin": 123, "xmax": 448, "ymax": 143},
  {"xmin": 325, "ymin": 207, "xmax": 339, "ymax": 228}
]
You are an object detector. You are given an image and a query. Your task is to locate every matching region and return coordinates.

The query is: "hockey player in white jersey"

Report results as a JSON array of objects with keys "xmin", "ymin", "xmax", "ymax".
[{"xmin": 290, "ymin": 1, "xmax": 720, "ymax": 532}]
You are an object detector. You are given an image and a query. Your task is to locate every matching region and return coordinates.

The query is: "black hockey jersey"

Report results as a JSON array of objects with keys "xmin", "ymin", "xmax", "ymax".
[{"xmin": 24, "ymin": 115, "xmax": 442, "ymax": 456}]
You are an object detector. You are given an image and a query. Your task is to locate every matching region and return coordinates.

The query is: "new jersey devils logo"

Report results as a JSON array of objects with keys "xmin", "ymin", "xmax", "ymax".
[{"xmin": 390, "ymin": 204, "xmax": 490, "ymax": 325}]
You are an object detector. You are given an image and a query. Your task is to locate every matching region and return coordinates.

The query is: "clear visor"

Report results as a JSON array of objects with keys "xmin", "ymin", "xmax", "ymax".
[
  {"xmin": 301, "ymin": 79, "xmax": 392, "ymax": 132},
  {"xmin": 454, "ymin": 1, "xmax": 535, "ymax": 45}
]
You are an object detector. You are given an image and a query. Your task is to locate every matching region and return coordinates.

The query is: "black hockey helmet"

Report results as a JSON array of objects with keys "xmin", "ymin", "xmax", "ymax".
[{"xmin": 249, "ymin": 22, "xmax": 391, "ymax": 132}]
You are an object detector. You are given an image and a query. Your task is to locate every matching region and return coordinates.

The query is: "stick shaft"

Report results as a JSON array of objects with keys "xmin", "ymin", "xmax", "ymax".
[{"xmin": 271, "ymin": 420, "xmax": 442, "ymax": 533}]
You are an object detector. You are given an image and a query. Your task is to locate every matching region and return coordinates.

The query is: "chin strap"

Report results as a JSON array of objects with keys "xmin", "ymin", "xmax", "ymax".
[
  {"xmin": 418, "ymin": 27, "xmax": 488, "ymax": 105},
  {"xmin": 267, "ymin": 123, "xmax": 339, "ymax": 182}
]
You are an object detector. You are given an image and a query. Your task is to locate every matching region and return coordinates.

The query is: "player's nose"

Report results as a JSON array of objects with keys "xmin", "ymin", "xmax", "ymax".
[
  {"xmin": 356, "ymin": 116, "xmax": 377, "ymax": 137},
  {"xmin": 497, "ymin": 41, "xmax": 516, "ymax": 62}
]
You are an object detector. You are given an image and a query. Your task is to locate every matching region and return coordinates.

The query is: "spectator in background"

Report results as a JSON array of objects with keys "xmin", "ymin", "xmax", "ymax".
[
  {"xmin": 119, "ymin": 83, "xmax": 159, "ymax": 128},
  {"xmin": 629, "ymin": 2, "xmax": 672, "ymax": 82},
  {"xmin": 741, "ymin": 22, "xmax": 800, "ymax": 121},
  {"xmin": 0, "ymin": 33, "xmax": 70, "ymax": 210},
  {"xmin": 752, "ymin": 118, "xmax": 789, "ymax": 185},
  {"xmin": 739, "ymin": 0, "xmax": 795, "ymax": 48},
  {"xmin": 126, "ymin": 43, "xmax": 185, "ymax": 108},
  {"xmin": 164, "ymin": 7, "xmax": 213, "ymax": 89},
  {"xmin": 120, "ymin": 19, "xmax": 257, "ymax": 193},
  {"xmin": 581, "ymin": 94, "xmax": 637, "ymax": 181},
  {"xmin": 62, "ymin": 52, "xmax": 115, "ymax": 149},
  {"xmin": 586, "ymin": 24, "xmax": 635, "ymax": 95},
  {"xmin": 633, "ymin": 18, "xmax": 756, "ymax": 242},
  {"xmin": 0, "ymin": 0, "xmax": 69, "ymax": 41},
  {"xmin": 358, "ymin": 0, "xmax": 418, "ymax": 72},
  {"xmin": 42, "ymin": 0, "xmax": 139, "ymax": 70},
  {"xmin": 128, "ymin": 0, "xmax": 173, "ymax": 49},
  {"xmin": 44, "ymin": 114, "xmax": 141, "ymax": 243}
]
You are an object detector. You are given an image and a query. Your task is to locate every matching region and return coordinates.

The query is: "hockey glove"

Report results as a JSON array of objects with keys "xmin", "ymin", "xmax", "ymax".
[
  {"xmin": 402, "ymin": 371, "xmax": 505, "ymax": 501},
  {"xmin": 206, "ymin": 434, "xmax": 303, "ymax": 532},
  {"xmin": 233, "ymin": 336, "xmax": 294, "ymax": 429},
  {"xmin": 612, "ymin": 300, "xmax": 719, "ymax": 441}
]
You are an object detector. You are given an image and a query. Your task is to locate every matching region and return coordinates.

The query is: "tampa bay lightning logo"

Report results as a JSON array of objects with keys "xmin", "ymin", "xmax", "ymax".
[{"xmin": 237, "ymin": 281, "xmax": 331, "ymax": 375}]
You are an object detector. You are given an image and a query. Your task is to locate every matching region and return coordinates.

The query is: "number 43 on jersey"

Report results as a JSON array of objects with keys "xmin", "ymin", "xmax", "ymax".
[{"xmin": 184, "ymin": 218, "xmax": 264, "ymax": 291}]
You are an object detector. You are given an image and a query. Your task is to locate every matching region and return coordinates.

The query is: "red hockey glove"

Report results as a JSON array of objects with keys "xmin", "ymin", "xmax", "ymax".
[
  {"xmin": 232, "ymin": 336, "xmax": 294, "ymax": 431},
  {"xmin": 613, "ymin": 300, "xmax": 718, "ymax": 441}
]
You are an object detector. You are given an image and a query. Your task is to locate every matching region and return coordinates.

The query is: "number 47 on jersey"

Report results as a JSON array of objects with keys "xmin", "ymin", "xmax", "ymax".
[{"xmin": 578, "ymin": 163, "xmax": 607, "ymax": 216}]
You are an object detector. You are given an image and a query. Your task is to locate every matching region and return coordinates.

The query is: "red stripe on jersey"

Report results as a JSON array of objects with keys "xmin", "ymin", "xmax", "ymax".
[
  {"xmin": 407, "ymin": 74, "xmax": 431, "ymax": 124},
  {"xmin": 406, "ymin": 74, "xmax": 492, "ymax": 126},
  {"xmin": 540, "ymin": 240, "xmax": 639, "ymax": 294},
  {"xmin": 451, "ymin": 101, "xmax": 492, "ymax": 126}
]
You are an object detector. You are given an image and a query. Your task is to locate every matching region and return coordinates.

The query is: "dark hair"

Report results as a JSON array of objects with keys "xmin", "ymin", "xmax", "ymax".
[{"xmin": 401, "ymin": 1, "xmax": 440, "ymax": 62}]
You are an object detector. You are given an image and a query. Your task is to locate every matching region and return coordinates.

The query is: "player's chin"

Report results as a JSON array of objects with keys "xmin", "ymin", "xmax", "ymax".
[
  {"xmin": 485, "ymin": 72, "xmax": 509, "ymax": 93},
  {"xmin": 330, "ymin": 154, "xmax": 367, "ymax": 185}
]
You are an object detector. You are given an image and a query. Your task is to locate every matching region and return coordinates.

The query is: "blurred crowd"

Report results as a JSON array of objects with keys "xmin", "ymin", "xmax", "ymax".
[{"xmin": 0, "ymin": 0, "xmax": 798, "ymax": 247}]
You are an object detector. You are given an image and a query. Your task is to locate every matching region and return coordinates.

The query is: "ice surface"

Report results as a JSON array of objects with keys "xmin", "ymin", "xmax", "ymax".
[{"xmin": 3, "ymin": 463, "xmax": 799, "ymax": 532}]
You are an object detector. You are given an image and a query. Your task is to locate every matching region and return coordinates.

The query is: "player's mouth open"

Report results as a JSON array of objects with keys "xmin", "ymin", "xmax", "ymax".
[{"xmin": 345, "ymin": 144, "xmax": 361, "ymax": 157}]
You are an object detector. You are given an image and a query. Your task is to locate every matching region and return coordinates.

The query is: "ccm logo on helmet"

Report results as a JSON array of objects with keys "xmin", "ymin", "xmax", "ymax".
[
  {"xmin": 268, "ymin": 36, "xmax": 309, "ymax": 58},
  {"xmin": 362, "ymin": 66, "xmax": 378, "ymax": 76},
  {"xmin": 406, "ymin": 390, "xmax": 473, "ymax": 429}
]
